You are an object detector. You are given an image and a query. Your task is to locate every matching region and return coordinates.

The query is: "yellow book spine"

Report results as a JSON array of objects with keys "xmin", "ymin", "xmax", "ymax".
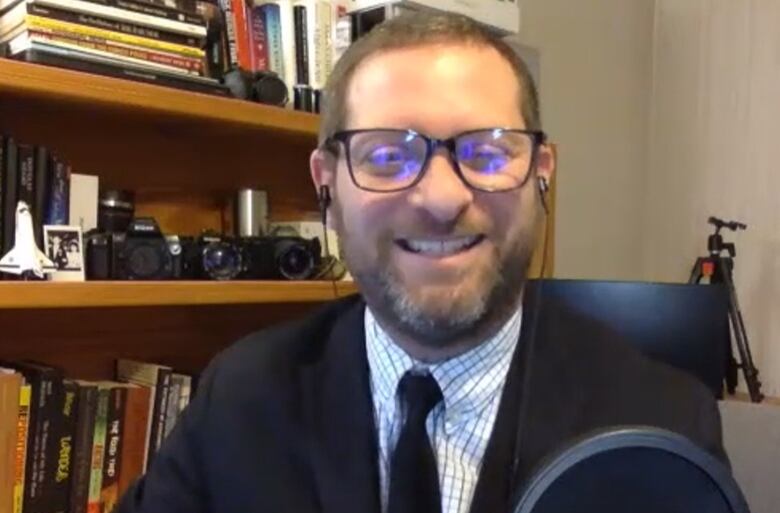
[
  {"xmin": 13, "ymin": 385, "xmax": 31, "ymax": 513},
  {"xmin": 26, "ymin": 15, "xmax": 205, "ymax": 59}
]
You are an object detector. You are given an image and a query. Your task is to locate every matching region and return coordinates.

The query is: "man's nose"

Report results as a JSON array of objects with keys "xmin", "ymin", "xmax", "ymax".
[{"xmin": 409, "ymin": 149, "xmax": 474, "ymax": 224}]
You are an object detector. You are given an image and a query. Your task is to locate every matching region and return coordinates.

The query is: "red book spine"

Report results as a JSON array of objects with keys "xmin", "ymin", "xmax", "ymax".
[
  {"xmin": 230, "ymin": 0, "xmax": 252, "ymax": 70},
  {"xmin": 248, "ymin": 3, "xmax": 268, "ymax": 71}
]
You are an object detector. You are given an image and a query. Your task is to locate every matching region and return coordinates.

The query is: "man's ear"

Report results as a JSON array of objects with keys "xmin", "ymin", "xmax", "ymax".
[
  {"xmin": 310, "ymin": 147, "xmax": 336, "ymax": 194},
  {"xmin": 535, "ymin": 144, "xmax": 555, "ymax": 186}
]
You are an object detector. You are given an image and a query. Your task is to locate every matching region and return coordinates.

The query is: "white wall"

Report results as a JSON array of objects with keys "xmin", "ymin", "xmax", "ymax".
[
  {"xmin": 518, "ymin": 0, "xmax": 656, "ymax": 280},
  {"xmin": 645, "ymin": 0, "xmax": 780, "ymax": 397}
]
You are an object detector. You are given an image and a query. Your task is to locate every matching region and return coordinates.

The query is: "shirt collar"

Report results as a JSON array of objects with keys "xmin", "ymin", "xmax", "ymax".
[{"xmin": 365, "ymin": 306, "xmax": 522, "ymax": 427}]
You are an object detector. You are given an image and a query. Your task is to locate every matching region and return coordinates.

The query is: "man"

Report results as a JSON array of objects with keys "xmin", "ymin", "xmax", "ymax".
[{"xmin": 117, "ymin": 11, "xmax": 726, "ymax": 513}]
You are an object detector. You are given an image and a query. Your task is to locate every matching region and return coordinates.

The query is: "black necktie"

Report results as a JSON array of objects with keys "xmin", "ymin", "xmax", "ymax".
[{"xmin": 388, "ymin": 371, "xmax": 444, "ymax": 513}]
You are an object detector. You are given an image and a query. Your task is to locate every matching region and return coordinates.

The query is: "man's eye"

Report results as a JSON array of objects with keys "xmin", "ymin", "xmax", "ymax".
[
  {"xmin": 366, "ymin": 146, "xmax": 405, "ymax": 166},
  {"xmin": 460, "ymin": 145, "xmax": 510, "ymax": 170}
]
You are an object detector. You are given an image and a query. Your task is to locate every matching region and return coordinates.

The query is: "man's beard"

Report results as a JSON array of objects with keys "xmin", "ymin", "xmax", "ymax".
[{"xmin": 334, "ymin": 205, "xmax": 538, "ymax": 349}]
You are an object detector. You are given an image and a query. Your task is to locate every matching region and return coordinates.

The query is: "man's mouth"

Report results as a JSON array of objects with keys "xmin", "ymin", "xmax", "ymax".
[{"xmin": 395, "ymin": 235, "xmax": 485, "ymax": 257}]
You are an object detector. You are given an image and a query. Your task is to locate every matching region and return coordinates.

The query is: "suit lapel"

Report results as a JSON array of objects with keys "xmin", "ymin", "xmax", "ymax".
[{"xmin": 300, "ymin": 300, "xmax": 382, "ymax": 513}]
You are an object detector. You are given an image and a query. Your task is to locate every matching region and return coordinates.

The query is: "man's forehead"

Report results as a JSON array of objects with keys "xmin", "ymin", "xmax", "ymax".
[{"xmin": 343, "ymin": 43, "xmax": 523, "ymax": 131}]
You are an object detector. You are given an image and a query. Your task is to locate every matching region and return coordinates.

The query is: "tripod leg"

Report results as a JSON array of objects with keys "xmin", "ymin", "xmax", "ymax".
[
  {"xmin": 717, "ymin": 257, "xmax": 764, "ymax": 403},
  {"xmin": 689, "ymin": 258, "xmax": 705, "ymax": 284}
]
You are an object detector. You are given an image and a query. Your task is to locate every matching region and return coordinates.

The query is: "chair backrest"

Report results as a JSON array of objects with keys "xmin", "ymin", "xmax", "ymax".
[
  {"xmin": 718, "ymin": 400, "xmax": 780, "ymax": 513},
  {"xmin": 538, "ymin": 279, "xmax": 730, "ymax": 398}
]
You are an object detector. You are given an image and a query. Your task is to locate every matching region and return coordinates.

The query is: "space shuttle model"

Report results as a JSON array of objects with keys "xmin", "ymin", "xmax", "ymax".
[{"xmin": 0, "ymin": 201, "xmax": 55, "ymax": 278}]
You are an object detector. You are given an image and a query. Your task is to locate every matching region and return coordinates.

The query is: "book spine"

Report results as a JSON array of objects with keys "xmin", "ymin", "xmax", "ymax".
[
  {"xmin": 0, "ymin": 136, "xmax": 4, "ymax": 253},
  {"xmin": 13, "ymin": 385, "xmax": 31, "ymax": 513},
  {"xmin": 247, "ymin": 2, "xmax": 267, "ymax": 71},
  {"xmin": 25, "ymin": 31, "xmax": 201, "ymax": 75},
  {"xmin": 26, "ymin": 5, "xmax": 205, "ymax": 50},
  {"xmin": 19, "ymin": 366, "xmax": 59, "ymax": 513},
  {"xmin": 306, "ymin": 0, "xmax": 331, "ymax": 89},
  {"xmin": 43, "ymin": 155, "xmax": 69, "ymax": 227},
  {"xmin": 292, "ymin": 3, "xmax": 307, "ymax": 84},
  {"xmin": 36, "ymin": 0, "xmax": 207, "ymax": 37},
  {"xmin": 83, "ymin": 0, "xmax": 199, "ymax": 15},
  {"xmin": 68, "ymin": 384, "xmax": 96, "ymax": 513},
  {"xmin": 1, "ymin": 138, "xmax": 17, "ymax": 255},
  {"xmin": 217, "ymin": 0, "xmax": 239, "ymax": 68},
  {"xmin": 117, "ymin": 386, "xmax": 150, "ymax": 497},
  {"xmin": 109, "ymin": 0, "xmax": 205, "ymax": 26},
  {"xmin": 32, "ymin": 146, "xmax": 48, "ymax": 249},
  {"xmin": 145, "ymin": 369, "xmax": 170, "ymax": 467},
  {"xmin": 16, "ymin": 145, "xmax": 34, "ymax": 214},
  {"xmin": 28, "ymin": 29, "xmax": 204, "ymax": 74},
  {"xmin": 99, "ymin": 387, "xmax": 125, "ymax": 513},
  {"xmin": 162, "ymin": 379, "xmax": 180, "ymax": 439},
  {"xmin": 262, "ymin": 4, "xmax": 283, "ymax": 75},
  {"xmin": 230, "ymin": 0, "xmax": 251, "ymax": 69},
  {"xmin": 49, "ymin": 381, "xmax": 77, "ymax": 513},
  {"xmin": 1, "ymin": 374, "xmax": 22, "ymax": 513},
  {"xmin": 85, "ymin": 388, "xmax": 108, "ymax": 513}
]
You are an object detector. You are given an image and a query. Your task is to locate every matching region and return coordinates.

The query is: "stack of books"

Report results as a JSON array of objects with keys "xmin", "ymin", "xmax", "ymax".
[
  {"xmin": 0, "ymin": 359, "xmax": 197, "ymax": 513},
  {"xmin": 0, "ymin": 0, "xmax": 227, "ymax": 94}
]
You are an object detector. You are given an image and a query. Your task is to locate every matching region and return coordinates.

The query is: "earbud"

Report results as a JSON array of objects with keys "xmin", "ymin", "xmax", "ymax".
[
  {"xmin": 318, "ymin": 185, "xmax": 331, "ymax": 226},
  {"xmin": 537, "ymin": 176, "xmax": 550, "ymax": 195}
]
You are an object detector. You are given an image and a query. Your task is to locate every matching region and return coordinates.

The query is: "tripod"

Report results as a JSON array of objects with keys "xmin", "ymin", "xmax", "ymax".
[{"xmin": 689, "ymin": 217, "xmax": 763, "ymax": 403}]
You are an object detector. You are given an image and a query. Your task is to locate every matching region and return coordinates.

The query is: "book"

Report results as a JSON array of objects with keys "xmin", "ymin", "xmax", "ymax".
[
  {"xmin": 0, "ymin": 371, "xmax": 23, "ymax": 513},
  {"xmin": 32, "ymin": 145, "xmax": 48, "ymax": 249},
  {"xmin": 13, "ymin": 384, "xmax": 31, "ymax": 513},
  {"xmin": 229, "ymin": 0, "xmax": 250, "ymax": 69},
  {"xmin": 11, "ymin": 31, "xmax": 203, "ymax": 75},
  {"xmin": 85, "ymin": 0, "xmax": 206, "ymax": 27},
  {"xmin": 116, "ymin": 385, "xmax": 150, "ymax": 497},
  {"xmin": 1, "ymin": 137, "xmax": 16, "ymax": 255},
  {"xmin": 43, "ymin": 154, "xmax": 69, "ymax": 227},
  {"xmin": 115, "ymin": 360, "xmax": 172, "ymax": 469},
  {"xmin": 247, "ymin": 0, "xmax": 267, "ymax": 71},
  {"xmin": 291, "ymin": 2, "xmax": 306, "ymax": 84},
  {"xmin": 18, "ymin": 5, "xmax": 205, "ymax": 52},
  {"xmin": 66, "ymin": 173, "xmax": 97, "ymax": 234},
  {"xmin": 68, "ymin": 382, "xmax": 97, "ymax": 513},
  {"xmin": 16, "ymin": 144, "xmax": 34, "ymax": 216},
  {"xmin": 261, "ymin": 2, "xmax": 282, "ymax": 75},
  {"xmin": 85, "ymin": 385, "xmax": 109, "ymax": 513},
  {"xmin": 99, "ymin": 385, "xmax": 126, "ymax": 513},
  {"xmin": 11, "ymin": 42, "xmax": 228, "ymax": 96},
  {"xmin": 33, "ymin": 0, "xmax": 207, "ymax": 37},
  {"xmin": 49, "ymin": 380, "xmax": 78, "ymax": 513}
]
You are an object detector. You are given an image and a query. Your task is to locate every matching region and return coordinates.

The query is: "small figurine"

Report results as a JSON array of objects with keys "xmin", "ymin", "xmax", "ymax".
[{"xmin": 0, "ymin": 201, "xmax": 56, "ymax": 279}]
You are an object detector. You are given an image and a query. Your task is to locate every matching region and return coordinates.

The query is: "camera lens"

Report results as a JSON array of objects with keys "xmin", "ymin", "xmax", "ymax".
[
  {"xmin": 275, "ymin": 240, "xmax": 315, "ymax": 280},
  {"xmin": 202, "ymin": 241, "xmax": 242, "ymax": 280}
]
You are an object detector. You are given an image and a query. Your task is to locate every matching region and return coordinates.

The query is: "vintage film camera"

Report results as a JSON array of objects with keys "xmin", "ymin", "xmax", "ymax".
[{"xmin": 180, "ymin": 231, "xmax": 322, "ymax": 281}]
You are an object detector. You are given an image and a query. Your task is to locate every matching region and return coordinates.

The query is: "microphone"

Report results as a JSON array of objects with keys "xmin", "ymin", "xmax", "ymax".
[{"xmin": 513, "ymin": 427, "xmax": 750, "ymax": 513}]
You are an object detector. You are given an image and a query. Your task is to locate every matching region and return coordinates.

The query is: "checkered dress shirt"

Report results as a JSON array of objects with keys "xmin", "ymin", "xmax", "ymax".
[{"xmin": 365, "ymin": 306, "xmax": 522, "ymax": 513}]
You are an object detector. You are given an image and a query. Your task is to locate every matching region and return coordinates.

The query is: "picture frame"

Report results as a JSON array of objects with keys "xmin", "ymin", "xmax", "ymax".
[{"xmin": 43, "ymin": 225, "xmax": 86, "ymax": 282}]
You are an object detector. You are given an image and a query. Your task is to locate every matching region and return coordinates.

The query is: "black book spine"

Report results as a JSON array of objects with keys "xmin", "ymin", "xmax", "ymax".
[
  {"xmin": 33, "ymin": 146, "xmax": 49, "ymax": 248},
  {"xmin": 2, "ymin": 137, "xmax": 17, "ymax": 255},
  {"xmin": 293, "ymin": 5, "xmax": 308, "ymax": 85},
  {"xmin": 69, "ymin": 384, "xmax": 97, "ymax": 513},
  {"xmin": 146, "ymin": 369, "xmax": 171, "ymax": 467},
  {"xmin": 48, "ymin": 380, "xmax": 78, "ymax": 513},
  {"xmin": 16, "ymin": 144, "xmax": 35, "ymax": 212},
  {"xmin": 0, "ymin": 135, "xmax": 5, "ymax": 253},
  {"xmin": 44, "ymin": 154, "xmax": 70, "ymax": 226},
  {"xmin": 26, "ymin": 4, "xmax": 205, "ymax": 48},
  {"xmin": 10, "ymin": 363, "xmax": 62, "ymax": 513}
]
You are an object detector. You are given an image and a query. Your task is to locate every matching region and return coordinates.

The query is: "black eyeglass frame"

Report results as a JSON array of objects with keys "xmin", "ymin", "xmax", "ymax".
[{"xmin": 323, "ymin": 128, "xmax": 548, "ymax": 193}]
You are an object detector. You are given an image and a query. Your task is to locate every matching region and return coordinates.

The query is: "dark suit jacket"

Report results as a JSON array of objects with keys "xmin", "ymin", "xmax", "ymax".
[{"xmin": 117, "ymin": 289, "xmax": 727, "ymax": 513}]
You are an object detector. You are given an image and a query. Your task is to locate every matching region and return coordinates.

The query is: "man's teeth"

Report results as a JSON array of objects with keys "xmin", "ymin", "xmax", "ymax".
[{"xmin": 403, "ymin": 236, "xmax": 481, "ymax": 255}]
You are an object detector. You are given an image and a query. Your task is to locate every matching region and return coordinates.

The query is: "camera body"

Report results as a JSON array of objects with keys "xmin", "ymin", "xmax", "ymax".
[
  {"xmin": 85, "ymin": 217, "xmax": 182, "ymax": 280},
  {"xmin": 180, "ymin": 232, "xmax": 322, "ymax": 281}
]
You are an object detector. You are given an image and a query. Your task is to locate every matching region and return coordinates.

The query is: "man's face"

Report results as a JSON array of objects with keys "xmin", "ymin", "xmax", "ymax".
[{"xmin": 312, "ymin": 43, "xmax": 553, "ymax": 347}]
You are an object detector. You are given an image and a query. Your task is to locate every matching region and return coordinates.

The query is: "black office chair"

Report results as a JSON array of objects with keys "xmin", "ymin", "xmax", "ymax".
[{"xmin": 538, "ymin": 279, "xmax": 730, "ymax": 398}]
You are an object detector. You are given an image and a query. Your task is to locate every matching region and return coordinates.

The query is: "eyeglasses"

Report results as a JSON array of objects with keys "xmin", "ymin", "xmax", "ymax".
[{"xmin": 325, "ymin": 128, "xmax": 547, "ymax": 193}]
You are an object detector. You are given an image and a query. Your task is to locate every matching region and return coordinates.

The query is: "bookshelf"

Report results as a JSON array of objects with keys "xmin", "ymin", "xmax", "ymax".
[
  {"xmin": 0, "ymin": 280, "xmax": 358, "ymax": 309},
  {"xmin": 0, "ymin": 58, "xmax": 556, "ymax": 380}
]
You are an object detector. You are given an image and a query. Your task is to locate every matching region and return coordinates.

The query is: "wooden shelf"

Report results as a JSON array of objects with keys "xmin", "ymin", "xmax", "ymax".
[
  {"xmin": 0, "ymin": 58, "xmax": 319, "ymax": 137},
  {"xmin": 0, "ymin": 280, "xmax": 358, "ymax": 309}
]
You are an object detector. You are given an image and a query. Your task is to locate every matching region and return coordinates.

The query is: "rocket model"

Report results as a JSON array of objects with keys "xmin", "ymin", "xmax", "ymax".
[{"xmin": 0, "ymin": 201, "xmax": 56, "ymax": 278}]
